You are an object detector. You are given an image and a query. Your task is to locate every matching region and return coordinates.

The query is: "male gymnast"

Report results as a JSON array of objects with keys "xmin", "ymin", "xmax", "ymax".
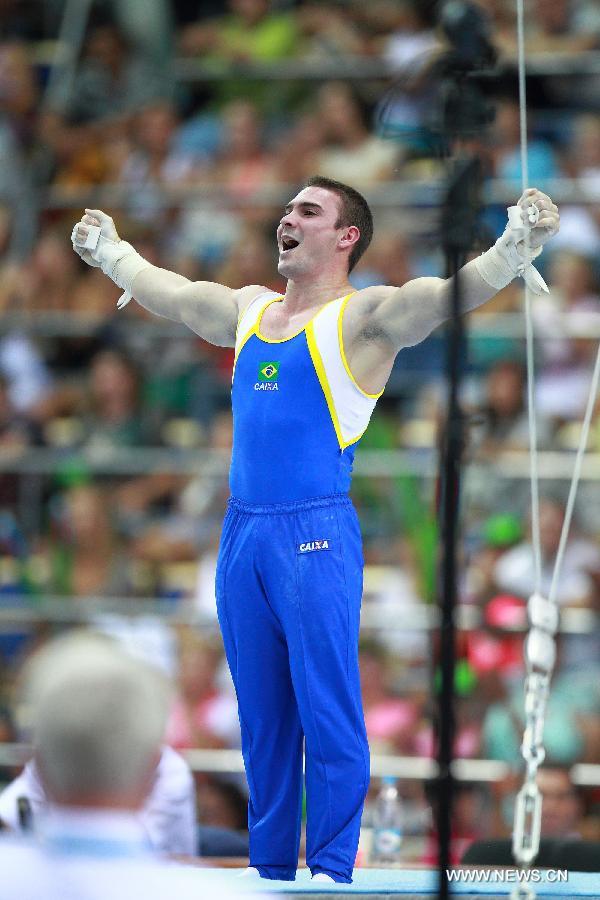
[{"xmin": 72, "ymin": 176, "xmax": 559, "ymax": 883}]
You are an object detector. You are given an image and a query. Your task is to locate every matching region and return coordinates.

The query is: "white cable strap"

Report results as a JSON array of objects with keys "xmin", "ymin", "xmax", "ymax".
[
  {"xmin": 547, "ymin": 343, "xmax": 600, "ymax": 606},
  {"xmin": 516, "ymin": 0, "xmax": 542, "ymax": 596}
]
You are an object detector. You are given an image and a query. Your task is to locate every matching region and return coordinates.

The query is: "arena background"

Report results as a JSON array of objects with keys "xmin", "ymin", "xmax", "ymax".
[{"xmin": 0, "ymin": 0, "xmax": 599, "ymax": 867}]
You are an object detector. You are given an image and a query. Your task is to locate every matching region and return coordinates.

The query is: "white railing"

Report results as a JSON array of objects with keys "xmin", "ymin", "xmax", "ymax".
[
  {"xmin": 0, "ymin": 741, "xmax": 598, "ymax": 785},
  {"xmin": 3, "ymin": 448, "xmax": 600, "ymax": 482},
  {"xmin": 0, "ymin": 596, "xmax": 594, "ymax": 634},
  {"xmin": 24, "ymin": 175, "xmax": 600, "ymax": 213},
  {"xmin": 27, "ymin": 42, "xmax": 600, "ymax": 81},
  {"xmin": 4, "ymin": 309, "xmax": 600, "ymax": 341}
]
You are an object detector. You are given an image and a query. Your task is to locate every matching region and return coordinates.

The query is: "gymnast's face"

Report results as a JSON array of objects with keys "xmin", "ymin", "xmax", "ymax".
[{"xmin": 276, "ymin": 186, "xmax": 353, "ymax": 279}]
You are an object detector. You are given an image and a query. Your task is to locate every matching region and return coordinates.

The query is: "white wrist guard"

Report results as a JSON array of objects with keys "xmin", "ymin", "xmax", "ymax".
[
  {"xmin": 475, "ymin": 206, "xmax": 549, "ymax": 295},
  {"xmin": 94, "ymin": 236, "xmax": 151, "ymax": 309}
]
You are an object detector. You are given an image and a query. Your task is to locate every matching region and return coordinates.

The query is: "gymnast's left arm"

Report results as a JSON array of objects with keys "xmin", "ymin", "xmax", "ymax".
[{"xmin": 357, "ymin": 188, "xmax": 560, "ymax": 353}]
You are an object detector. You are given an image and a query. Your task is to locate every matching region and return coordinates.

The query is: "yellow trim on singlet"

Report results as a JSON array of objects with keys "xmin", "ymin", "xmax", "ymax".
[
  {"xmin": 232, "ymin": 327, "xmax": 255, "ymax": 380},
  {"xmin": 232, "ymin": 295, "xmax": 283, "ymax": 379},
  {"xmin": 255, "ymin": 296, "xmax": 291, "ymax": 343},
  {"xmin": 305, "ymin": 320, "xmax": 363, "ymax": 452},
  {"xmin": 255, "ymin": 294, "xmax": 347, "ymax": 344},
  {"xmin": 337, "ymin": 292, "xmax": 384, "ymax": 400}
]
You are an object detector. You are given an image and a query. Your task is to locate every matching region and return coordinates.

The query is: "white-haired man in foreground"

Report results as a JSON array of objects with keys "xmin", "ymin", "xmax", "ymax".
[{"xmin": 0, "ymin": 631, "xmax": 262, "ymax": 900}]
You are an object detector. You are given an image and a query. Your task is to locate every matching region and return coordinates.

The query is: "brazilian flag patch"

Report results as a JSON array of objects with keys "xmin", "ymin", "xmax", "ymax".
[{"xmin": 258, "ymin": 361, "xmax": 280, "ymax": 381}]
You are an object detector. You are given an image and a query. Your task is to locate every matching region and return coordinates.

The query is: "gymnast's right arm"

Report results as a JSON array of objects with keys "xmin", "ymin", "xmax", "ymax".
[{"xmin": 71, "ymin": 209, "xmax": 262, "ymax": 348}]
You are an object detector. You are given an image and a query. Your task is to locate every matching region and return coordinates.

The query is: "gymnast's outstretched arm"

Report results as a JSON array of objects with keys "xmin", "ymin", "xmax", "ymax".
[
  {"xmin": 71, "ymin": 209, "xmax": 265, "ymax": 348},
  {"xmin": 341, "ymin": 188, "xmax": 559, "ymax": 394}
]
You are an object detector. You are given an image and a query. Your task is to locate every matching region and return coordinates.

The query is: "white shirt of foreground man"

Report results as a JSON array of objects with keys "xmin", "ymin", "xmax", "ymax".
[
  {"xmin": 0, "ymin": 631, "xmax": 262, "ymax": 900},
  {"xmin": 0, "ymin": 811, "xmax": 250, "ymax": 900},
  {"xmin": 0, "ymin": 745, "xmax": 197, "ymax": 857}
]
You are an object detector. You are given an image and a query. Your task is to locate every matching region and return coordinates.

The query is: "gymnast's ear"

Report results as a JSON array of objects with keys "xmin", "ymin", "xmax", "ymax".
[{"xmin": 338, "ymin": 225, "xmax": 360, "ymax": 250}]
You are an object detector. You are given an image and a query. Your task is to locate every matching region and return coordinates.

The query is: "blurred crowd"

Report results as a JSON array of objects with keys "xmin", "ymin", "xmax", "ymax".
[{"xmin": 1, "ymin": 0, "xmax": 600, "ymax": 859}]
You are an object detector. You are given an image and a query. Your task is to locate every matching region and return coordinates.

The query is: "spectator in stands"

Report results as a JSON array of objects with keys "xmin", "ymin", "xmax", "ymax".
[
  {"xmin": 0, "ymin": 371, "xmax": 38, "ymax": 511},
  {"xmin": 0, "ymin": 115, "xmax": 24, "ymax": 211},
  {"xmin": 267, "ymin": 111, "xmax": 326, "ymax": 190},
  {"xmin": 43, "ymin": 117, "xmax": 112, "ymax": 193},
  {"xmin": 533, "ymin": 251, "xmax": 600, "ymax": 422},
  {"xmin": 118, "ymin": 101, "xmax": 205, "ymax": 226},
  {"xmin": 525, "ymin": 0, "xmax": 600, "ymax": 54},
  {"xmin": 494, "ymin": 496, "xmax": 600, "ymax": 609},
  {"xmin": 166, "ymin": 630, "xmax": 239, "ymax": 751},
  {"xmin": 9, "ymin": 227, "xmax": 80, "ymax": 314},
  {"xmin": 39, "ymin": 0, "xmax": 175, "ymax": 64},
  {"xmin": 463, "ymin": 594, "xmax": 526, "ymax": 707},
  {"xmin": 566, "ymin": 114, "xmax": 600, "ymax": 184},
  {"xmin": 68, "ymin": 255, "xmax": 123, "ymax": 319},
  {"xmin": 34, "ymin": 483, "xmax": 132, "ymax": 599},
  {"xmin": 489, "ymin": 98, "xmax": 558, "ymax": 188},
  {"xmin": 215, "ymin": 228, "xmax": 282, "ymax": 293},
  {"xmin": 358, "ymin": 639, "xmax": 420, "ymax": 755},
  {"xmin": 173, "ymin": 99, "xmax": 276, "ymax": 269},
  {"xmin": 413, "ymin": 688, "xmax": 484, "ymax": 763},
  {"xmin": 535, "ymin": 250, "xmax": 600, "ymax": 361},
  {"xmin": 179, "ymin": 0, "xmax": 299, "ymax": 66},
  {"xmin": 471, "ymin": 360, "xmax": 554, "ymax": 458},
  {"xmin": 296, "ymin": 3, "xmax": 366, "ymax": 60},
  {"xmin": 0, "ymin": 201, "xmax": 14, "ymax": 267},
  {"xmin": 463, "ymin": 516, "xmax": 524, "ymax": 605},
  {"xmin": 0, "ymin": 374, "xmax": 38, "ymax": 450},
  {"xmin": 197, "ymin": 777, "xmax": 249, "ymax": 832},
  {"xmin": 0, "ymin": 40, "xmax": 38, "ymax": 146},
  {"xmin": 537, "ymin": 765, "xmax": 585, "ymax": 839},
  {"xmin": 422, "ymin": 781, "xmax": 493, "ymax": 865},
  {"xmin": 351, "ymin": 230, "xmax": 414, "ymax": 290},
  {"xmin": 0, "ymin": 630, "xmax": 255, "ymax": 899},
  {"xmin": 315, "ymin": 81, "xmax": 400, "ymax": 187},
  {"xmin": 179, "ymin": 0, "xmax": 300, "ymax": 114},
  {"xmin": 0, "ymin": 332, "xmax": 52, "ymax": 419},
  {"xmin": 209, "ymin": 99, "xmax": 274, "ymax": 198},
  {"xmin": 100, "ymin": 0, "xmax": 175, "ymax": 68},
  {"xmin": 477, "ymin": 0, "xmax": 517, "ymax": 58},
  {"xmin": 50, "ymin": 18, "xmax": 171, "ymax": 127},
  {"xmin": 37, "ymin": 17, "xmax": 172, "ymax": 195},
  {"xmin": 552, "ymin": 115, "xmax": 600, "ymax": 255},
  {"xmin": 376, "ymin": 0, "xmax": 438, "ymax": 63},
  {"xmin": 80, "ymin": 348, "xmax": 153, "ymax": 449},
  {"xmin": 128, "ymin": 409, "xmax": 233, "ymax": 584}
]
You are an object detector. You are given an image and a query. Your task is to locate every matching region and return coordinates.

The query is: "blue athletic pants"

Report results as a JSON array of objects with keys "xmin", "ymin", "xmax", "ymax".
[{"xmin": 215, "ymin": 494, "xmax": 370, "ymax": 883}]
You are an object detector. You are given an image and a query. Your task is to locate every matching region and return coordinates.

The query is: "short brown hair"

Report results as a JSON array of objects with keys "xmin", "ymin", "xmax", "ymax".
[{"xmin": 304, "ymin": 175, "xmax": 373, "ymax": 272}]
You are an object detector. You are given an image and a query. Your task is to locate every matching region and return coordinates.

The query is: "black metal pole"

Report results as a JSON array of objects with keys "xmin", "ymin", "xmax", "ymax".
[
  {"xmin": 436, "ymin": 155, "xmax": 481, "ymax": 900},
  {"xmin": 436, "ymin": 246, "xmax": 462, "ymax": 900}
]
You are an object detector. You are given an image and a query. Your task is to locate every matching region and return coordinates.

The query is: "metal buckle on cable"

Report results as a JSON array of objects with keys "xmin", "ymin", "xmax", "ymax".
[
  {"xmin": 510, "ymin": 593, "xmax": 556, "ymax": 899},
  {"xmin": 513, "ymin": 779, "xmax": 542, "ymax": 867}
]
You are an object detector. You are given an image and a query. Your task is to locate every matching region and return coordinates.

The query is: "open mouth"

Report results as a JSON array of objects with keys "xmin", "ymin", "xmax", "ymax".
[{"xmin": 281, "ymin": 237, "xmax": 300, "ymax": 253}]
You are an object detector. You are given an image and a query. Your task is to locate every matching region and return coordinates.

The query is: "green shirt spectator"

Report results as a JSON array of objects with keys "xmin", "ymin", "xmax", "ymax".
[{"xmin": 180, "ymin": 0, "xmax": 300, "ymax": 112}]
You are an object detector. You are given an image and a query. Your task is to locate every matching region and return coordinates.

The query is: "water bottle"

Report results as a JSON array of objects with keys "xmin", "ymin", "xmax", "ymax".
[{"xmin": 371, "ymin": 776, "xmax": 403, "ymax": 863}]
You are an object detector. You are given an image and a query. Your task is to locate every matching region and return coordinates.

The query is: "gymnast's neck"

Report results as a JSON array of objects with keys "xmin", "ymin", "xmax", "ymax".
[{"xmin": 282, "ymin": 274, "xmax": 355, "ymax": 313}]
